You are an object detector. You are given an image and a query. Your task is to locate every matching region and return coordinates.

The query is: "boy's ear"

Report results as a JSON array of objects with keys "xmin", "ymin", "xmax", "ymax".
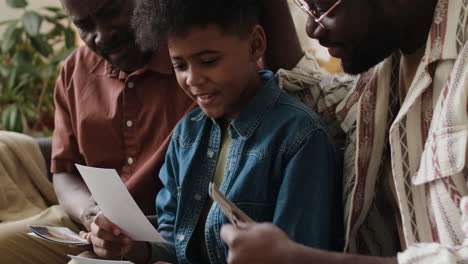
[{"xmin": 249, "ymin": 25, "xmax": 266, "ymax": 62}]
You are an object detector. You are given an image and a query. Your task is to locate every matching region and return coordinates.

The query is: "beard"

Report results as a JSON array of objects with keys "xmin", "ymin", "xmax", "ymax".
[{"xmin": 341, "ymin": 5, "xmax": 401, "ymax": 74}]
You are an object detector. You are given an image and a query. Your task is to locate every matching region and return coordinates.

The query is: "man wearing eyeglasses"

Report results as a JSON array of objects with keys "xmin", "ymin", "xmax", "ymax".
[{"xmin": 222, "ymin": 0, "xmax": 467, "ymax": 263}]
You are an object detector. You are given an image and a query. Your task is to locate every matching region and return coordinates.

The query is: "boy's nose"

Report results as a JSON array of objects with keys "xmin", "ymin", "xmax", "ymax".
[{"xmin": 186, "ymin": 69, "xmax": 205, "ymax": 87}]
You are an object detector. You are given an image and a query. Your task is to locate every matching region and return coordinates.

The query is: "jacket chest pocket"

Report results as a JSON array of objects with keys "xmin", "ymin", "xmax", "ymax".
[{"xmin": 233, "ymin": 202, "xmax": 275, "ymax": 222}]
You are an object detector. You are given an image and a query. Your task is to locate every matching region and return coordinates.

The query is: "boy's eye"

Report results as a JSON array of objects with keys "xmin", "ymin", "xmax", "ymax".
[
  {"xmin": 200, "ymin": 57, "xmax": 219, "ymax": 65},
  {"xmin": 173, "ymin": 63, "xmax": 187, "ymax": 70}
]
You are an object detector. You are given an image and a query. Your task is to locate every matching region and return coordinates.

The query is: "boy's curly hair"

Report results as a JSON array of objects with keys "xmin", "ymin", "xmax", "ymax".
[{"xmin": 132, "ymin": 0, "xmax": 260, "ymax": 52}]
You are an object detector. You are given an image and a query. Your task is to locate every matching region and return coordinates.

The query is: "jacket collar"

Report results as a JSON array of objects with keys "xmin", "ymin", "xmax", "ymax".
[{"xmin": 228, "ymin": 70, "xmax": 281, "ymax": 140}]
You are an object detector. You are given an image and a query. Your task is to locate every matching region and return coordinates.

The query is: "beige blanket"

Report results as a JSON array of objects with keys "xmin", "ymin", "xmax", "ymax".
[{"xmin": 0, "ymin": 131, "xmax": 57, "ymax": 223}]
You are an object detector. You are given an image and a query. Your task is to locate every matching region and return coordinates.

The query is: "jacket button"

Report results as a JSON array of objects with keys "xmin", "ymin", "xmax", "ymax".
[
  {"xmin": 177, "ymin": 234, "xmax": 185, "ymax": 242},
  {"xmin": 194, "ymin": 193, "xmax": 202, "ymax": 201},
  {"xmin": 207, "ymin": 149, "xmax": 214, "ymax": 158}
]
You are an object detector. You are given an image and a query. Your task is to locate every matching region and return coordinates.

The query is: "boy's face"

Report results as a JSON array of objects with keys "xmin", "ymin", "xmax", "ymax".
[{"xmin": 168, "ymin": 25, "xmax": 265, "ymax": 119}]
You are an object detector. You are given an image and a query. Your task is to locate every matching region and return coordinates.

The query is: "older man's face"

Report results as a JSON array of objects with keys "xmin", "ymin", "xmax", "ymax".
[
  {"xmin": 305, "ymin": 0, "xmax": 401, "ymax": 74},
  {"xmin": 61, "ymin": 0, "xmax": 147, "ymax": 72}
]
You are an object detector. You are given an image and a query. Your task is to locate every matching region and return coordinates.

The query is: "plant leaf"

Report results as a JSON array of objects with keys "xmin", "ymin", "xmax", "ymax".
[
  {"xmin": 46, "ymin": 22, "xmax": 64, "ymax": 38},
  {"xmin": 2, "ymin": 105, "xmax": 24, "ymax": 132},
  {"xmin": 13, "ymin": 49, "xmax": 28, "ymax": 65},
  {"xmin": 43, "ymin": 6, "xmax": 61, "ymax": 13},
  {"xmin": 50, "ymin": 48, "xmax": 74, "ymax": 64},
  {"xmin": 54, "ymin": 14, "xmax": 67, "ymax": 20},
  {"xmin": 7, "ymin": 66, "xmax": 18, "ymax": 90},
  {"xmin": 43, "ymin": 15, "xmax": 57, "ymax": 24},
  {"xmin": 12, "ymin": 76, "xmax": 28, "ymax": 93},
  {"xmin": 29, "ymin": 36, "xmax": 52, "ymax": 57},
  {"xmin": 0, "ymin": 19, "xmax": 19, "ymax": 26},
  {"xmin": 2, "ymin": 22, "xmax": 21, "ymax": 53},
  {"xmin": 64, "ymin": 27, "xmax": 76, "ymax": 49},
  {"xmin": 6, "ymin": 0, "xmax": 28, "ymax": 8},
  {"xmin": 22, "ymin": 11, "xmax": 42, "ymax": 36},
  {"xmin": 0, "ymin": 65, "xmax": 10, "ymax": 77},
  {"xmin": 22, "ymin": 103, "xmax": 36, "ymax": 120}
]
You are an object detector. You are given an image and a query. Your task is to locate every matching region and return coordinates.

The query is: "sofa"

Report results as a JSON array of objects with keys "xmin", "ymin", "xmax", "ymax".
[{"xmin": 35, "ymin": 137, "xmax": 53, "ymax": 181}]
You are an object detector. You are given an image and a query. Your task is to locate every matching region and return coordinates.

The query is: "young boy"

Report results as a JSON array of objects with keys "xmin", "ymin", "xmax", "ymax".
[
  {"xmin": 155, "ymin": 0, "xmax": 342, "ymax": 261},
  {"xmin": 84, "ymin": 0, "xmax": 342, "ymax": 263}
]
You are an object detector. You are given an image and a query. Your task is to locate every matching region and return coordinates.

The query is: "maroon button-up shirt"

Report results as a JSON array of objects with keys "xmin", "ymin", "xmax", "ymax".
[{"xmin": 52, "ymin": 45, "xmax": 195, "ymax": 214}]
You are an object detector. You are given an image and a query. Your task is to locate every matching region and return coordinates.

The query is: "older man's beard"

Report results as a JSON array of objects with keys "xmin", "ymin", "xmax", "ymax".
[
  {"xmin": 131, "ymin": 0, "xmax": 163, "ymax": 52},
  {"xmin": 341, "ymin": 7, "xmax": 401, "ymax": 75}
]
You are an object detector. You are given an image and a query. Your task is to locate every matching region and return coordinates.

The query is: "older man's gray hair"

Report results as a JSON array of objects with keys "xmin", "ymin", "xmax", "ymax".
[{"xmin": 131, "ymin": 0, "xmax": 163, "ymax": 52}]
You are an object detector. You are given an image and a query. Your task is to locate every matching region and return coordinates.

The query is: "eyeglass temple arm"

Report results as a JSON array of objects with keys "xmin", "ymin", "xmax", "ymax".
[{"xmin": 316, "ymin": 0, "xmax": 342, "ymax": 22}]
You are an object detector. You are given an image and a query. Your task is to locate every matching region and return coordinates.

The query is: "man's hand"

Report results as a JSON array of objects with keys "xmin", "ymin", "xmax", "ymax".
[
  {"xmin": 221, "ymin": 222, "xmax": 398, "ymax": 264},
  {"xmin": 220, "ymin": 222, "xmax": 296, "ymax": 264},
  {"xmin": 86, "ymin": 212, "xmax": 133, "ymax": 259},
  {"xmin": 80, "ymin": 198, "xmax": 100, "ymax": 231},
  {"xmin": 53, "ymin": 172, "xmax": 100, "ymax": 230}
]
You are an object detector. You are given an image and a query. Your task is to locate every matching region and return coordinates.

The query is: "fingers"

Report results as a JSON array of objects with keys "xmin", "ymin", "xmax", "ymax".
[
  {"xmin": 89, "ymin": 229, "xmax": 132, "ymax": 258},
  {"xmin": 221, "ymin": 222, "xmax": 254, "ymax": 245},
  {"xmin": 89, "ymin": 212, "xmax": 132, "ymax": 259},
  {"xmin": 235, "ymin": 221, "xmax": 253, "ymax": 229},
  {"xmin": 93, "ymin": 213, "xmax": 122, "ymax": 237},
  {"xmin": 80, "ymin": 231, "xmax": 92, "ymax": 242},
  {"xmin": 220, "ymin": 224, "xmax": 238, "ymax": 246},
  {"xmin": 68, "ymin": 231, "xmax": 93, "ymax": 251},
  {"xmin": 81, "ymin": 203, "xmax": 101, "ymax": 231},
  {"xmin": 222, "ymin": 226, "xmax": 243, "ymax": 264},
  {"xmin": 91, "ymin": 235, "xmax": 132, "ymax": 258},
  {"xmin": 68, "ymin": 243, "xmax": 94, "ymax": 251},
  {"xmin": 222, "ymin": 223, "xmax": 289, "ymax": 264}
]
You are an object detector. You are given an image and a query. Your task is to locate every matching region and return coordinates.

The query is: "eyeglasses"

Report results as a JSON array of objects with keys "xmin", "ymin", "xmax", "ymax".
[{"xmin": 293, "ymin": 0, "xmax": 342, "ymax": 29}]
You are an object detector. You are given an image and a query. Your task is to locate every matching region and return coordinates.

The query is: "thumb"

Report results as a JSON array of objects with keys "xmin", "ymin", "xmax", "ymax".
[
  {"xmin": 79, "ymin": 231, "xmax": 90, "ymax": 241},
  {"xmin": 235, "ymin": 221, "xmax": 255, "ymax": 230},
  {"xmin": 220, "ymin": 224, "xmax": 238, "ymax": 245}
]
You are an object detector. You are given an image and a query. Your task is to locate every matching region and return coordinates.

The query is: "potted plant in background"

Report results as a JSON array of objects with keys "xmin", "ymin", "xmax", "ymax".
[{"xmin": 0, "ymin": 0, "xmax": 77, "ymax": 135}]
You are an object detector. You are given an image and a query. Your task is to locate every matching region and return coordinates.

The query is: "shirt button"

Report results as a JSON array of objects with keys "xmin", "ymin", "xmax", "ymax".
[
  {"xmin": 127, "ymin": 82, "xmax": 135, "ymax": 89},
  {"xmin": 126, "ymin": 120, "xmax": 133, "ymax": 127},
  {"xmin": 207, "ymin": 149, "xmax": 214, "ymax": 158},
  {"xmin": 177, "ymin": 234, "xmax": 185, "ymax": 242},
  {"xmin": 194, "ymin": 193, "xmax": 202, "ymax": 201},
  {"xmin": 127, "ymin": 157, "xmax": 134, "ymax": 165}
]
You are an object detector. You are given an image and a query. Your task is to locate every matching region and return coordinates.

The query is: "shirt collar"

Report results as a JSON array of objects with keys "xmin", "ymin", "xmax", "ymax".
[
  {"xmin": 420, "ymin": 0, "xmax": 459, "ymax": 68},
  {"xmin": 228, "ymin": 70, "xmax": 281, "ymax": 140},
  {"xmin": 89, "ymin": 47, "xmax": 174, "ymax": 80}
]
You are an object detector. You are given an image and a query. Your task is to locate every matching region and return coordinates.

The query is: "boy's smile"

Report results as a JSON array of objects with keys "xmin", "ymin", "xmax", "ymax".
[
  {"xmin": 195, "ymin": 92, "xmax": 221, "ymax": 106},
  {"xmin": 168, "ymin": 25, "xmax": 265, "ymax": 119}
]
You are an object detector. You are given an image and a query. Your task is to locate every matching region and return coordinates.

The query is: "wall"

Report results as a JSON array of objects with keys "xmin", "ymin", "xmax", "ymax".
[
  {"xmin": 0, "ymin": 0, "xmax": 342, "ymax": 73},
  {"xmin": 0, "ymin": 0, "xmax": 63, "ymax": 34},
  {"xmin": 0, "ymin": 0, "xmax": 61, "ymax": 21}
]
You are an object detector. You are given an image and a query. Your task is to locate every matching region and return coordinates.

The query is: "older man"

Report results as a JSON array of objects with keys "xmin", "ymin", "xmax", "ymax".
[
  {"xmin": 0, "ymin": 0, "xmax": 195, "ymax": 263},
  {"xmin": 221, "ymin": 0, "xmax": 468, "ymax": 263}
]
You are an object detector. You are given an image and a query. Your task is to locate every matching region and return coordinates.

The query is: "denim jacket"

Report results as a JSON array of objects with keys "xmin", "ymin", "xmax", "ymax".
[{"xmin": 156, "ymin": 71, "xmax": 343, "ymax": 264}]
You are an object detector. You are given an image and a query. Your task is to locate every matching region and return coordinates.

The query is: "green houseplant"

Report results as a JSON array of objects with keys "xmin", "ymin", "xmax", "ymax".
[{"xmin": 0, "ymin": 0, "xmax": 77, "ymax": 134}]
